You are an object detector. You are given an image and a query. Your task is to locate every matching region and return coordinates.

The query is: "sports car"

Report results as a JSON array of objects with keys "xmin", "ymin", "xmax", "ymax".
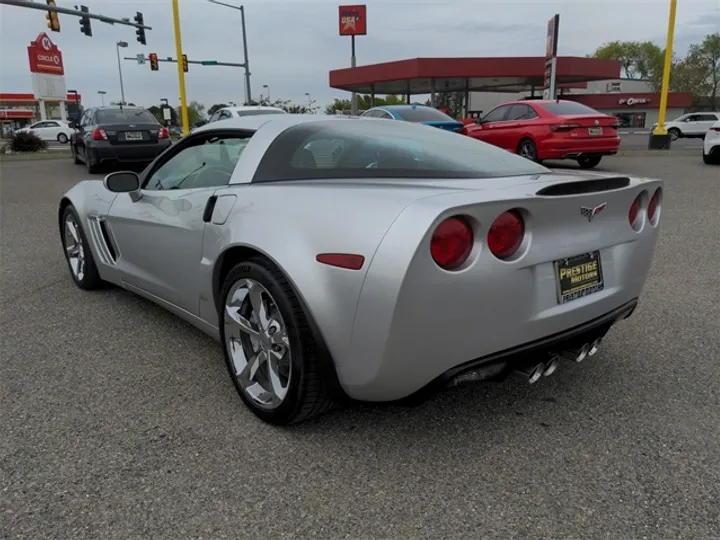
[{"xmin": 58, "ymin": 114, "xmax": 663, "ymax": 425}]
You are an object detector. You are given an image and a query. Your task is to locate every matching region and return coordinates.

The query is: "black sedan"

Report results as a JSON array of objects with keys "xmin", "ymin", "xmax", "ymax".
[{"xmin": 69, "ymin": 106, "xmax": 172, "ymax": 173}]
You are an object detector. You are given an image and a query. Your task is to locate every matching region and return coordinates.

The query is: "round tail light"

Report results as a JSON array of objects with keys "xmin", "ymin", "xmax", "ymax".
[
  {"xmin": 629, "ymin": 194, "xmax": 642, "ymax": 229},
  {"xmin": 648, "ymin": 188, "xmax": 661, "ymax": 223},
  {"xmin": 487, "ymin": 210, "xmax": 525, "ymax": 259},
  {"xmin": 430, "ymin": 216, "xmax": 473, "ymax": 270}
]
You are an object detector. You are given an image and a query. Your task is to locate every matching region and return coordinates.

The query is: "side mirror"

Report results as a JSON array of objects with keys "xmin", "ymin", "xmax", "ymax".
[{"xmin": 104, "ymin": 171, "xmax": 140, "ymax": 193}]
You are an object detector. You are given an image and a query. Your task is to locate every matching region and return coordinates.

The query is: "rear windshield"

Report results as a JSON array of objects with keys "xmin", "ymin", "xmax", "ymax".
[
  {"xmin": 236, "ymin": 109, "xmax": 287, "ymax": 117},
  {"xmin": 96, "ymin": 109, "xmax": 158, "ymax": 124},
  {"xmin": 252, "ymin": 119, "xmax": 549, "ymax": 182},
  {"xmin": 393, "ymin": 107, "xmax": 457, "ymax": 123},
  {"xmin": 540, "ymin": 102, "xmax": 601, "ymax": 116}
]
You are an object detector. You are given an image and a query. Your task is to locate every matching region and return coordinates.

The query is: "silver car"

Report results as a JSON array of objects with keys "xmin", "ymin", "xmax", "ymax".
[{"xmin": 58, "ymin": 115, "xmax": 663, "ymax": 425}]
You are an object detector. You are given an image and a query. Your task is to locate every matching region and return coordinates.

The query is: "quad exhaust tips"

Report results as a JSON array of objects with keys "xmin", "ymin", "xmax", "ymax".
[
  {"xmin": 516, "ymin": 358, "xmax": 559, "ymax": 384},
  {"xmin": 558, "ymin": 338, "xmax": 603, "ymax": 363}
]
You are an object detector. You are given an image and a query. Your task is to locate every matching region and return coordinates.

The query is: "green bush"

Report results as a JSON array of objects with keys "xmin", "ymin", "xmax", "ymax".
[{"xmin": 8, "ymin": 131, "xmax": 48, "ymax": 153}]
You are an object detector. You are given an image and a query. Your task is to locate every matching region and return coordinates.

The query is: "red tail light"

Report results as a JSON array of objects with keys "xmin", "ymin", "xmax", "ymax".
[
  {"xmin": 158, "ymin": 127, "xmax": 169, "ymax": 139},
  {"xmin": 91, "ymin": 128, "xmax": 107, "ymax": 141},
  {"xmin": 629, "ymin": 194, "xmax": 643, "ymax": 229},
  {"xmin": 316, "ymin": 253, "xmax": 365, "ymax": 270},
  {"xmin": 487, "ymin": 210, "xmax": 525, "ymax": 259},
  {"xmin": 430, "ymin": 216, "xmax": 473, "ymax": 270},
  {"xmin": 549, "ymin": 123, "xmax": 582, "ymax": 132},
  {"xmin": 648, "ymin": 188, "xmax": 662, "ymax": 223},
  {"xmin": 712, "ymin": 127, "xmax": 720, "ymax": 132}
]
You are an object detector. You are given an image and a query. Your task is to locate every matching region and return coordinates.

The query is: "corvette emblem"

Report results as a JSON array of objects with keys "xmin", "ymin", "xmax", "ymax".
[{"xmin": 580, "ymin": 203, "xmax": 607, "ymax": 222}]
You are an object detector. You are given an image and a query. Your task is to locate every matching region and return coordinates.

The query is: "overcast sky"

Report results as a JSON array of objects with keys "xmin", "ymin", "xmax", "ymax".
[{"xmin": 0, "ymin": 0, "xmax": 718, "ymax": 111}]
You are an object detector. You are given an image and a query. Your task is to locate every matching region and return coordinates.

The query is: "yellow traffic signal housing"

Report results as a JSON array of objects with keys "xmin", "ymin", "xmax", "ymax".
[
  {"xmin": 46, "ymin": 0, "xmax": 60, "ymax": 32},
  {"xmin": 149, "ymin": 53, "xmax": 159, "ymax": 71},
  {"xmin": 182, "ymin": 54, "xmax": 189, "ymax": 73}
]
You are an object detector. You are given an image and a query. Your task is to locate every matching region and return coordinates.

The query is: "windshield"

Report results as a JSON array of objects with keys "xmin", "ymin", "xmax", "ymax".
[
  {"xmin": 236, "ymin": 109, "xmax": 287, "ymax": 117},
  {"xmin": 540, "ymin": 102, "xmax": 602, "ymax": 116},
  {"xmin": 393, "ymin": 107, "xmax": 457, "ymax": 123},
  {"xmin": 253, "ymin": 119, "xmax": 550, "ymax": 182},
  {"xmin": 96, "ymin": 109, "xmax": 158, "ymax": 124}
]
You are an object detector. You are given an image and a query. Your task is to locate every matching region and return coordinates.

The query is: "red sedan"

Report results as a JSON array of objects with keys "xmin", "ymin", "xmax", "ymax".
[{"xmin": 461, "ymin": 99, "xmax": 621, "ymax": 169}]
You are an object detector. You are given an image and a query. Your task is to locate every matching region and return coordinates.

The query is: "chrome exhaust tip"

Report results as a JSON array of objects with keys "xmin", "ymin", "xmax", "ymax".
[
  {"xmin": 543, "ymin": 357, "xmax": 560, "ymax": 376},
  {"xmin": 588, "ymin": 338, "xmax": 602, "ymax": 357},
  {"xmin": 515, "ymin": 363, "xmax": 545, "ymax": 384},
  {"xmin": 558, "ymin": 343, "xmax": 591, "ymax": 363}
]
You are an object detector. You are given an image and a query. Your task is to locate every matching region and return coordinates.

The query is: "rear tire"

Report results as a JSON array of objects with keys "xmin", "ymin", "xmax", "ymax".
[
  {"xmin": 85, "ymin": 149, "xmax": 100, "ymax": 174},
  {"xmin": 57, "ymin": 133, "xmax": 68, "ymax": 144},
  {"xmin": 61, "ymin": 205, "xmax": 103, "ymax": 290},
  {"xmin": 219, "ymin": 257, "xmax": 335, "ymax": 425},
  {"xmin": 517, "ymin": 139, "xmax": 538, "ymax": 161},
  {"xmin": 668, "ymin": 128, "xmax": 681, "ymax": 141},
  {"xmin": 577, "ymin": 155, "xmax": 602, "ymax": 169}
]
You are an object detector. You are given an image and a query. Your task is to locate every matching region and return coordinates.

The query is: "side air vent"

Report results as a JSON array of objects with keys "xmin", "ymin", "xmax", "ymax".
[
  {"xmin": 87, "ymin": 216, "xmax": 119, "ymax": 265},
  {"xmin": 536, "ymin": 177, "xmax": 631, "ymax": 196}
]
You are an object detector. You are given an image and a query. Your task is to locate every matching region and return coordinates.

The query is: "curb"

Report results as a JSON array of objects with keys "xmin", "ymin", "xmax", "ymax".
[
  {"xmin": 615, "ymin": 149, "xmax": 699, "ymax": 157},
  {"xmin": 619, "ymin": 131, "xmax": 651, "ymax": 135},
  {"xmin": 0, "ymin": 152, "xmax": 70, "ymax": 162}
]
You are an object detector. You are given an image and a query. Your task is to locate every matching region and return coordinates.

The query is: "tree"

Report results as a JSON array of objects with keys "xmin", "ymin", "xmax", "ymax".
[
  {"xmin": 590, "ymin": 41, "xmax": 664, "ymax": 84},
  {"xmin": 176, "ymin": 104, "xmax": 202, "ymax": 126},
  {"xmin": 324, "ymin": 94, "xmax": 406, "ymax": 114},
  {"xmin": 687, "ymin": 32, "xmax": 720, "ymax": 109},
  {"xmin": 208, "ymin": 103, "xmax": 227, "ymax": 116},
  {"xmin": 434, "ymin": 92, "xmax": 465, "ymax": 118},
  {"xmin": 189, "ymin": 100, "xmax": 206, "ymax": 118},
  {"xmin": 249, "ymin": 97, "xmax": 321, "ymax": 114}
]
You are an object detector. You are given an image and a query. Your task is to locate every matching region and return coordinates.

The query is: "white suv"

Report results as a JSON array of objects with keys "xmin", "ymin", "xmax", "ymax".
[
  {"xmin": 652, "ymin": 112, "xmax": 720, "ymax": 141},
  {"xmin": 702, "ymin": 119, "xmax": 720, "ymax": 165}
]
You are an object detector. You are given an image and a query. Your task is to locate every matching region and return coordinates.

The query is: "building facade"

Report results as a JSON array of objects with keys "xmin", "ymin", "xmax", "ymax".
[{"xmin": 0, "ymin": 93, "xmax": 82, "ymax": 131}]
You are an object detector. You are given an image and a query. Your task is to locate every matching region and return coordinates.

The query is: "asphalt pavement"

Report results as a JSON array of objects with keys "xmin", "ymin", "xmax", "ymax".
[{"xmin": 1, "ymin": 154, "xmax": 719, "ymax": 539}]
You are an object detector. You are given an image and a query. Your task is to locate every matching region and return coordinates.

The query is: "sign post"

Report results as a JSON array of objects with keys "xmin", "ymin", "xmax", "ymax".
[
  {"xmin": 543, "ymin": 14, "xmax": 559, "ymax": 100},
  {"xmin": 338, "ymin": 5, "xmax": 366, "ymax": 115},
  {"xmin": 649, "ymin": 0, "xmax": 677, "ymax": 151}
]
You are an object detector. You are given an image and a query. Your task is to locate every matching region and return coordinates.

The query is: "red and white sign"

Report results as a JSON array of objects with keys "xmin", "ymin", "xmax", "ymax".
[
  {"xmin": 339, "ymin": 5, "xmax": 367, "ymax": 36},
  {"xmin": 27, "ymin": 33, "xmax": 64, "ymax": 76},
  {"xmin": 618, "ymin": 97, "xmax": 651, "ymax": 106}
]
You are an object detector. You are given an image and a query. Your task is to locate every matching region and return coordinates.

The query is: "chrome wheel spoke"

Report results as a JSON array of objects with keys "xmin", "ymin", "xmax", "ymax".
[
  {"xmin": 225, "ymin": 305, "xmax": 259, "ymax": 339},
  {"xmin": 238, "ymin": 350, "xmax": 265, "ymax": 386},
  {"xmin": 247, "ymin": 282, "xmax": 269, "ymax": 330},
  {"xmin": 64, "ymin": 216, "xmax": 85, "ymax": 281},
  {"xmin": 267, "ymin": 354, "xmax": 288, "ymax": 401}
]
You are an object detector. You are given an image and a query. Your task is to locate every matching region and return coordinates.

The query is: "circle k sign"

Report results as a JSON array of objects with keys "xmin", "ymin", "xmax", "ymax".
[{"xmin": 27, "ymin": 32, "xmax": 65, "ymax": 75}]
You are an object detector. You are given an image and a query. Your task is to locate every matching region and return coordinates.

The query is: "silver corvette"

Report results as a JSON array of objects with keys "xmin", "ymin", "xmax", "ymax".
[{"xmin": 58, "ymin": 114, "xmax": 663, "ymax": 425}]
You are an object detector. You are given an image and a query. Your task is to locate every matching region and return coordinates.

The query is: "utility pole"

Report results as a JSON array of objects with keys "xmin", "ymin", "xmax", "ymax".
[
  {"xmin": 208, "ymin": 0, "xmax": 252, "ymax": 104},
  {"xmin": 171, "ymin": 0, "xmax": 190, "ymax": 135},
  {"xmin": 116, "ymin": 41, "xmax": 128, "ymax": 106}
]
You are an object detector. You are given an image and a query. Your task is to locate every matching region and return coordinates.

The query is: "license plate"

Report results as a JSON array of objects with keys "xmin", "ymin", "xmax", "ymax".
[
  {"xmin": 588, "ymin": 127, "xmax": 603, "ymax": 136},
  {"xmin": 125, "ymin": 131, "xmax": 143, "ymax": 140},
  {"xmin": 554, "ymin": 251, "xmax": 604, "ymax": 304}
]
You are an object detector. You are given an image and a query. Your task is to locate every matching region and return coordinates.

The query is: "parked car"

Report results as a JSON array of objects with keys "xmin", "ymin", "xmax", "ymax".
[
  {"xmin": 206, "ymin": 105, "xmax": 287, "ymax": 124},
  {"xmin": 15, "ymin": 119, "xmax": 72, "ymax": 144},
  {"xmin": 702, "ymin": 119, "xmax": 720, "ymax": 165},
  {"xmin": 58, "ymin": 114, "xmax": 663, "ymax": 425},
  {"xmin": 69, "ymin": 106, "xmax": 172, "ymax": 173},
  {"xmin": 361, "ymin": 104, "xmax": 465, "ymax": 132},
  {"xmin": 651, "ymin": 112, "xmax": 720, "ymax": 141},
  {"xmin": 462, "ymin": 100, "xmax": 621, "ymax": 169}
]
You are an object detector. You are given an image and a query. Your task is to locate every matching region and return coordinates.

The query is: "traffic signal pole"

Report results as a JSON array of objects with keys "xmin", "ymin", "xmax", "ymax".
[
  {"xmin": 171, "ymin": 0, "xmax": 190, "ymax": 136},
  {"xmin": 0, "ymin": 0, "xmax": 152, "ymax": 30}
]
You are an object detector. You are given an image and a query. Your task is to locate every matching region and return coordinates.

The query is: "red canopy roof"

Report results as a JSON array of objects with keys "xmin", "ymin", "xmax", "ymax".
[{"xmin": 329, "ymin": 56, "xmax": 621, "ymax": 94}]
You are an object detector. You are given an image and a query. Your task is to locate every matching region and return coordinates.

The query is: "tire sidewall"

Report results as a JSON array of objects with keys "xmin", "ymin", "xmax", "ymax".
[
  {"xmin": 669, "ymin": 128, "xmax": 680, "ymax": 140},
  {"xmin": 518, "ymin": 139, "xmax": 537, "ymax": 161},
  {"xmin": 57, "ymin": 133, "xmax": 68, "ymax": 144},
  {"xmin": 219, "ymin": 260, "xmax": 308, "ymax": 424},
  {"xmin": 61, "ymin": 205, "xmax": 98, "ymax": 289}
]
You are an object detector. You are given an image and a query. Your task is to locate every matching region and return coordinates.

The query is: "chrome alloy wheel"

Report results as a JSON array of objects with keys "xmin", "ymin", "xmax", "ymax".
[
  {"xmin": 224, "ymin": 279, "xmax": 291, "ymax": 410},
  {"xmin": 64, "ymin": 214, "xmax": 86, "ymax": 282},
  {"xmin": 518, "ymin": 141, "xmax": 536, "ymax": 160}
]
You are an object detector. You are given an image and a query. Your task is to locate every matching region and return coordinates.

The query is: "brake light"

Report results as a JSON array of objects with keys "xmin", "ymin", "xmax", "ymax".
[
  {"xmin": 629, "ymin": 194, "xmax": 643, "ymax": 230},
  {"xmin": 158, "ymin": 127, "xmax": 169, "ymax": 139},
  {"xmin": 549, "ymin": 123, "xmax": 582, "ymax": 132},
  {"xmin": 91, "ymin": 128, "xmax": 107, "ymax": 141},
  {"xmin": 712, "ymin": 127, "xmax": 720, "ymax": 132},
  {"xmin": 487, "ymin": 210, "xmax": 525, "ymax": 260},
  {"xmin": 316, "ymin": 253, "xmax": 365, "ymax": 270},
  {"xmin": 430, "ymin": 216, "xmax": 473, "ymax": 270},
  {"xmin": 648, "ymin": 188, "xmax": 662, "ymax": 223}
]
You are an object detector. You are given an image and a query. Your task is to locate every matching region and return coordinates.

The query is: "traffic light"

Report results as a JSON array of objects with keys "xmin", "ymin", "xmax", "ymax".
[
  {"xmin": 78, "ymin": 5, "xmax": 91, "ymax": 37},
  {"xmin": 149, "ymin": 53, "xmax": 159, "ymax": 71},
  {"xmin": 182, "ymin": 54, "xmax": 189, "ymax": 73},
  {"xmin": 134, "ymin": 12, "xmax": 146, "ymax": 45},
  {"xmin": 45, "ymin": 0, "xmax": 60, "ymax": 32}
]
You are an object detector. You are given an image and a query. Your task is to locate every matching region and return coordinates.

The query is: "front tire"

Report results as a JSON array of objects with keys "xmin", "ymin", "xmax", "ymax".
[
  {"xmin": 57, "ymin": 133, "xmax": 68, "ymax": 144},
  {"xmin": 668, "ymin": 128, "xmax": 681, "ymax": 141},
  {"xmin": 577, "ymin": 155, "xmax": 602, "ymax": 169},
  {"xmin": 219, "ymin": 258, "xmax": 334, "ymax": 425},
  {"xmin": 61, "ymin": 205, "xmax": 103, "ymax": 290}
]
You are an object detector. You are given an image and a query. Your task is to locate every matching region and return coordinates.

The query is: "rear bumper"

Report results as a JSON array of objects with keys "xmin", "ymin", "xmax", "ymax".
[
  {"xmin": 539, "ymin": 137, "xmax": 620, "ymax": 160},
  {"xmin": 89, "ymin": 140, "xmax": 172, "ymax": 164}
]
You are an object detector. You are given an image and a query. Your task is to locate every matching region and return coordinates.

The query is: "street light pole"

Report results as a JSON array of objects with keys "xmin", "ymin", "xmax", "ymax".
[
  {"xmin": 305, "ymin": 92, "xmax": 312, "ymax": 110},
  {"xmin": 115, "ymin": 41, "xmax": 128, "ymax": 106},
  {"xmin": 262, "ymin": 84, "xmax": 270, "ymax": 102},
  {"xmin": 208, "ymin": 0, "xmax": 252, "ymax": 104},
  {"xmin": 98, "ymin": 90, "xmax": 106, "ymax": 106}
]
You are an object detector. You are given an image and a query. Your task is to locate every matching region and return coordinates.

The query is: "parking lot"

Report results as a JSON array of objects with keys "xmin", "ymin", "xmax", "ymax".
[{"xmin": 1, "ymin": 153, "xmax": 719, "ymax": 539}]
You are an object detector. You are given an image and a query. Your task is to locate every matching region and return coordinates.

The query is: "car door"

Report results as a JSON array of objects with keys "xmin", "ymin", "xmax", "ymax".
[
  {"xmin": 28, "ymin": 121, "xmax": 53, "ymax": 140},
  {"xmin": 502, "ymin": 104, "xmax": 539, "ymax": 150},
  {"xmin": 105, "ymin": 131, "xmax": 251, "ymax": 314},
  {"xmin": 43, "ymin": 120, "xmax": 62, "ymax": 140},
  {"xmin": 470, "ymin": 105, "xmax": 513, "ymax": 149},
  {"xmin": 682, "ymin": 114, "xmax": 706, "ymax": 136},
  {"xmin": 74, "ymin": 109, "xmax": 93, "ymax": 155}
]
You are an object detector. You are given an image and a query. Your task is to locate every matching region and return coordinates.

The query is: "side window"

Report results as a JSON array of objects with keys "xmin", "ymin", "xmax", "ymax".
[
  {"xmin": 208, "ymin": 112, "xmax": 219, "ymax": 123},
  {"xmin": 685, "ymin": 115, "xmax": 700, "ymax": 122},
  {"xmin": 360, "ymin": 110, "xmax": 375, "ymax": 117},
  {"xmin": 378, "ymin": 111, "xmax": 394, "ymax": 119},
  {"xmin": 144, "ymin": 136, "xmax": 250, "ymax": 191},
  {"xmin": 482, "ymin": 105, "xmax": 510, "ymax": 123},
  {"xmin": 46, "ymin": 121, "xmax": 61, "ymax": 127},
  {"xmin": 80, "ymin": 111, "xmax": 91, "ymax": 127},
  {"xmin": 32, "ymin": 122, "xmax": 49, "ymax": 129},
  {"xmin": 699, "ymin": 114, "xmax": 718, "ymax": 122},
  {"xmin": 507, "ymin": 104, "xmax": 538, "ymax": 121}
]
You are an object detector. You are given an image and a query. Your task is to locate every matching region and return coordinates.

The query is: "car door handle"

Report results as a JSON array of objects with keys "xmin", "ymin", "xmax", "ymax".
[{"xmin": 202, "ymin": 195, "xmax": 218, "ymax": 223}]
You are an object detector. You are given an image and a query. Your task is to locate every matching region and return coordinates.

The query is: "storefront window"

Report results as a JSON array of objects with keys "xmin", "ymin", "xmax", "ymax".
[{"xmin": 614, "ymin": 112, "xmax": 646, "ymax": 128}]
